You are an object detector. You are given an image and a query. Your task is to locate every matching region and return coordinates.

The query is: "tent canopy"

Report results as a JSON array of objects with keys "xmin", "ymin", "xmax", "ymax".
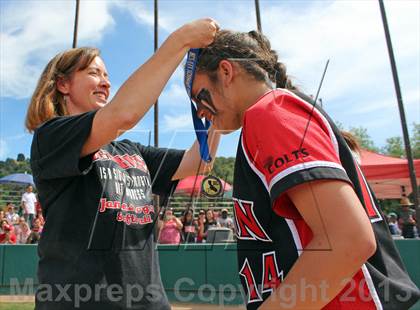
[
  {"xmin": 0, "ymin": 173, "xmax": 34, "ymax": 187},
  {"xmin": 175, "ymin": 175, "xmax": 232, "ymax": 196},
  {"xmin": 360, "ymin": 150, "xmax": 420, "ymax": 199}
]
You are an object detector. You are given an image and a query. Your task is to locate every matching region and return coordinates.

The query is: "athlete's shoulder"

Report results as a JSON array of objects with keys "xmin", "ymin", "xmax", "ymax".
[
  {"xmin": 246, "ymin": 89, "xmax": 313, "ymax": 119},
  {"xmin": 244, "ymin": 89, "xmax": 315, "ymax": 132},
  {"xmin": 246, "ymin": 89, "xmax": 285, "ymax": 113}
]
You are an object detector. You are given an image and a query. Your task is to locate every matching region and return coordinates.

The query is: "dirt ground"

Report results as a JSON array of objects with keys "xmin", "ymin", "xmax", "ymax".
[{"xmin": 0, "ymin": 295, "xmax": 246, "ymax": 309}]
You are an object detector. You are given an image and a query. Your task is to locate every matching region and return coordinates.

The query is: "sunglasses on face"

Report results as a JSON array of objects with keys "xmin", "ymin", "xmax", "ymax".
[{"xmin": 192, "ymin": 88, "xmax": 217, "ymax": 116}]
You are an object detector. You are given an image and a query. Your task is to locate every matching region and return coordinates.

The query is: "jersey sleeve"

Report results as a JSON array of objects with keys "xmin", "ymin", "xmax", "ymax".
[
  {"xmin": 242, "ymin": 91, "xmax": 351, "ymax": 203},
  {"xmin": 30, "ymin": 111, "xmax": 97, "ymax": 180},
  {"xmin": 133, "ymin": 143, "xmax": 185, "ymax": 197}
]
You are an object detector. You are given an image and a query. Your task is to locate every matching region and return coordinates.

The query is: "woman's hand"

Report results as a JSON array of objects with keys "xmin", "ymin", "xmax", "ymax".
[
  {"xmin": 175, "ymin": 18, "xmax": 219, "ymax": 49},
  {"xmin": 173, "ymin": 217, "xmax": 183, "ymax": 230},
  {"xmin": 408, "ymin": 215, "xmax": 416, "ymax": 225}
]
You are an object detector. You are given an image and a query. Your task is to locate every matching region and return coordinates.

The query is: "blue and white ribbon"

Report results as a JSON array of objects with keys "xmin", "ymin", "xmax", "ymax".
[{"xmin": 184, "ymin": 48, "xmax": 212, "ymax": 163}]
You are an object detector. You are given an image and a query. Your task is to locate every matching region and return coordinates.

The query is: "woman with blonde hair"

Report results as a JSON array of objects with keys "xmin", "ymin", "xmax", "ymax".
[{"xmin": 27, "ymin": 18, "xmax": 219, "ymax": 310}]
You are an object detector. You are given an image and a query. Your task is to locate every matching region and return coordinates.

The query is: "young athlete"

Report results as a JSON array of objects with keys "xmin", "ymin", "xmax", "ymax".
[
  {"xmin": 185, "ymin": 30, "xmax": 420, "ymax": 309},
  {"xmin": 26, "ymin": 18, "xmax": 219, "ymax": 310}
]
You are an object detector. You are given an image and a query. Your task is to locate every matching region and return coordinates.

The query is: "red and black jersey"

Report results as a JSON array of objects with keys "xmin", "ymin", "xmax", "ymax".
[{"xmin": 232, "ymin": 89, "xmax": 419, "ymax": 310}]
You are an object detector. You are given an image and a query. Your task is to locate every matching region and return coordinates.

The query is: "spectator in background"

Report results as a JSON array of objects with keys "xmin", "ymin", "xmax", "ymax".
[
  {"xmin": 181, "ymin": 209, "xmax": 197, "ymax": 243},
  {"xmin": 35, "ymin": 197, "xmax": 42, "ymax": 216},
  {"xmin": 398, "ymin": 197, "xmax": 417, "ymax": 239},
  {"xmin": 196, "ymin": 210, "xmax": 206, "ymax": 243},
  {"xmin": 217, "ymin": 208, "xmax": 234, "ymax": 231},
  {"xmin": 203, "ymin": 209, "xmax": 219, "ymax": 241},
  {"xmin": 387, "ymin": 212, "xmax": 401, "ymax": 236},
  {"xmin": 5, "ymin": 203, "xmax": 20, "ymax": 226},
  {"xmin": 158, "ymin": 208, "xmax": 183, "ymax": 244},
  {"xmin": 21, "ymin": 185, "xmax": 37, "ymax": 228},
  {"xmin": 0, "ymin": 219, "xmax": 7, "ymax": 230},
  {"xmin": 32, "ymin": 218, "xmax": 44, "ymax": 234},
  {"xmin": 15, "ymin": 217, "xmax": 31, "ymax": 244},
  {"xmin": 34, "ymin": 212, "xmax": 45, "ymax": 227},
  {"xmin": 210, "ymin": 205, "xmax": 219, "ymax": 220},
  {"xmin": 0, "ymin": 219, "xmax": 17, "ymax": 244},
  {"xmin": 0, "ymin": 210, "xmax": 5, "ymax": 222},
  {"xmin": 26, "ymin": 231, "xmax": 41, "ymax": 244},
  {"xmin": 25, "ymin": 217, "xmax": 44, "ymax": 245},
  {"xmin": 204, "ymin": 209, "xmax": 218, "ymax": 229}
]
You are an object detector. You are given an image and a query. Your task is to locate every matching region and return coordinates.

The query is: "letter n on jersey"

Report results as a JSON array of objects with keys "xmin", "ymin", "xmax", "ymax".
[{"xmin": 233, "ymin": 198, "xmax": 272, "ymax": 242}]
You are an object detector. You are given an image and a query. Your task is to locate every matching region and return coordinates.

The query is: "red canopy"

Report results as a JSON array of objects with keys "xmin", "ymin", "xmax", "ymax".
[
  {"xmin": 360, "ymin": 149, "xmax": 420, "ymax": 199},
  {"xmin": 175, "ymin": 175, "xmax": 232, "ymax": 196}
]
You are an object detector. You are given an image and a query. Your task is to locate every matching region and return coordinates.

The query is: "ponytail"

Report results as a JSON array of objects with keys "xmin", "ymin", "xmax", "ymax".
[{"xmin": 248, "ymin": 30, "xmax": 295, "ymax": 89}]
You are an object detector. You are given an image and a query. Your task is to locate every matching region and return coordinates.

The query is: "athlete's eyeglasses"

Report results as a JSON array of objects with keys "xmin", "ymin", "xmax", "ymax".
[{"xmin": 192, "ymin": 88, "xmax": 217, "ymax": 115}]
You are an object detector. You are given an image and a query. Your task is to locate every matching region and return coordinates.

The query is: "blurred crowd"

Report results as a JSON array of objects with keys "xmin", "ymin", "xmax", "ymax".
[
  {"xmin": 1, "ymin": 185, "xmax": 417, "ymax": 245},
  {"xmin": 387, "ymin": 197, "xmax": 418, "ymax": 239},
  {"xmin": 0, "ymin": 185, "xmax": 43, "ymax": 244},
  {"xmin": 158, "ymin": 207, "xmax": 235, "ymax": 244}
]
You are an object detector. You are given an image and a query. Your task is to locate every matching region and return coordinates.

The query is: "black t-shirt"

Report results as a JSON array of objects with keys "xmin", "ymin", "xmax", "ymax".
[{"xmin": 31, "ymin": 111, "xmax": 184, "ymax": 310}]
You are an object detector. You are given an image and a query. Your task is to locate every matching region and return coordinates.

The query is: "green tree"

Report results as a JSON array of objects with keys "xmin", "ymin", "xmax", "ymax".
[
  {"xmin": 349, "ymin": 126, "xmax": 379, "ymax": 152},
  {"xmin": 17, "ymin": 153, "xmax": 25, "ymax": 162},
  {"xmin": 212, "ymin": 157, "xmax": 235, "ymax": 185},
  {"xmin": 382, "ymin": 136, "xmax": 404, "ymax": 158},
  {"xmin": 380, "ymin": 123, "xmax": 419, "ymax": 159},
  {"xmin": 0, "ymin": 158, "xmax": 32, "ymax": 177}
]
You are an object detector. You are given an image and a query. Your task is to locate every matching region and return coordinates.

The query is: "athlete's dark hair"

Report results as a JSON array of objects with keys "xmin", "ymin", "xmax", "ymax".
[{"xmin": 196, "ymin": 30, "xmax": 296, "ymax": 90}]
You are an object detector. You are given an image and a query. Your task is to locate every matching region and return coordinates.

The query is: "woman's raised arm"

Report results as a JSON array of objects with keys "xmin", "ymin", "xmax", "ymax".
[{"xmin": 81, "ymin": 18, "xmax": 218, "ymax": 157}]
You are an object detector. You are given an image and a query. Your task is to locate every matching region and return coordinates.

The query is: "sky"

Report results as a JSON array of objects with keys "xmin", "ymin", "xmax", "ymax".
[{"xmin": 0, "ymin": 0, "xmax": 419, "ymax": 161}]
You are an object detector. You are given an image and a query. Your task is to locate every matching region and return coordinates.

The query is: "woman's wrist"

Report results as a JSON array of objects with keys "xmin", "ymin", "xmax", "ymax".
[{"xmin": 170, "ymin": 27, "xmax": 191, "ymax": 51}]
